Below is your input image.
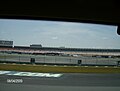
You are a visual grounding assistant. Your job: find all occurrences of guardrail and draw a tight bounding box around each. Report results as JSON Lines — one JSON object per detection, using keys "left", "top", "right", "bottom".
{"left": 0, "top": 53, "right": 120, "bottom": 66}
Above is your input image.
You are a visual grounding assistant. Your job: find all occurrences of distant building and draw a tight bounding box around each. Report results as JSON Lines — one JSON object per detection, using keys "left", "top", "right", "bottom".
{"left": 0, "top": 40, "right": 13, "bottom": 47}
{"left": 30, "top": 44, "right": 42, "bottom": 48}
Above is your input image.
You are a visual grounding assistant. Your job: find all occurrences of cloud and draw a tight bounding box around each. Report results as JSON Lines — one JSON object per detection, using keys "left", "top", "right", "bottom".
{"left": 102, "top": 37, "right": 108, "bottom": 40}
{"left": 52, "top": 36, "right": 58, "bottom": 40}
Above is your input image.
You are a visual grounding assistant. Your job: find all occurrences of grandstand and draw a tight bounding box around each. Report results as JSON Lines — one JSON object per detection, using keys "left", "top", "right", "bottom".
{"left": 0, "top": 40, "right": 120, "bottom": 66}
{"left": 0, "top": 40, "right": 13, "bottom": 48}
{"left": 0, "top": 44, "right": 120, "bottom": 57}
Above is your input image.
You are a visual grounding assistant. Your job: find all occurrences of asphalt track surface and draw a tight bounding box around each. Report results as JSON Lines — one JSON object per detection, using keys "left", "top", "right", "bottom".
{"left": 0, "top": 73, "right": 120, "bottom": 91}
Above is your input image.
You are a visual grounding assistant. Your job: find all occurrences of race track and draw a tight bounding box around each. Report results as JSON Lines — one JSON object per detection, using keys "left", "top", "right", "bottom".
{"left": 0, "top": 71, "right": 120, "bottom": 91}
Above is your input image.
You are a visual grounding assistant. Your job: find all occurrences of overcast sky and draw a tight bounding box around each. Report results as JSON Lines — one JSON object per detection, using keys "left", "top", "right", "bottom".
{"left": 0, "top": 19, "right": 119, "bottom": 49}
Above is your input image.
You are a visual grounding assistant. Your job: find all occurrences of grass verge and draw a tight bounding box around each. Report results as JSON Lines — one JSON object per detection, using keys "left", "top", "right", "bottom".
{"left": 0, "top": 63, "right": 120, "bottom": 73}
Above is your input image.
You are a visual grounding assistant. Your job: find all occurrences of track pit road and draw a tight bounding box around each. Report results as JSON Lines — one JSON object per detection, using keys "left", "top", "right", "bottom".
{"left": 0, "top": 71, "right": 120, "bottom": 91}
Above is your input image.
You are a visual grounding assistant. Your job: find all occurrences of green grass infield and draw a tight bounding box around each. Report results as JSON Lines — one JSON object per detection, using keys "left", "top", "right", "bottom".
{"left": 0, "top": 63, "right": 120, "bottom": 73}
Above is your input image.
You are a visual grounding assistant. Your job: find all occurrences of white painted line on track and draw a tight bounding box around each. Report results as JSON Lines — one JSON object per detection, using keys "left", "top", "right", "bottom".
{"left": 63, "top": 65, "right": 67, "bottom": 67}
{"left": 114, "top": 66, "right": 118, "bottom": 68}
{"left": 44, "top": 65, "right": 47, "bottom": 66}
{"left": 0, "top": 70, "right": 63, "bottom": 78}
{"left": 0, "top": 71, "right": 11, "bottom": 75}
{"left": 84, "top": 66, "right": 88, "bottom": 67}
{"left": 104, "top": 66, "right": 108, "bottom": 67}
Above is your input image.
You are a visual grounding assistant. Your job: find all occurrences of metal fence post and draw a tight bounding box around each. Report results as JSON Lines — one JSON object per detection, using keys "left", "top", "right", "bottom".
{"left": 96, "top": 57, "right": 98, "bottom": 65}
{"left": 55, "top": 55, "right": 56, "bottom": 64}
{"left": 44, "top": 54, "right": 46, "bottom": 64}
{"left": 4, "top": 52, "right": 6, "bottom": 61}
{"left": 19, "top": 55, "right": 20, "bottom": 64}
